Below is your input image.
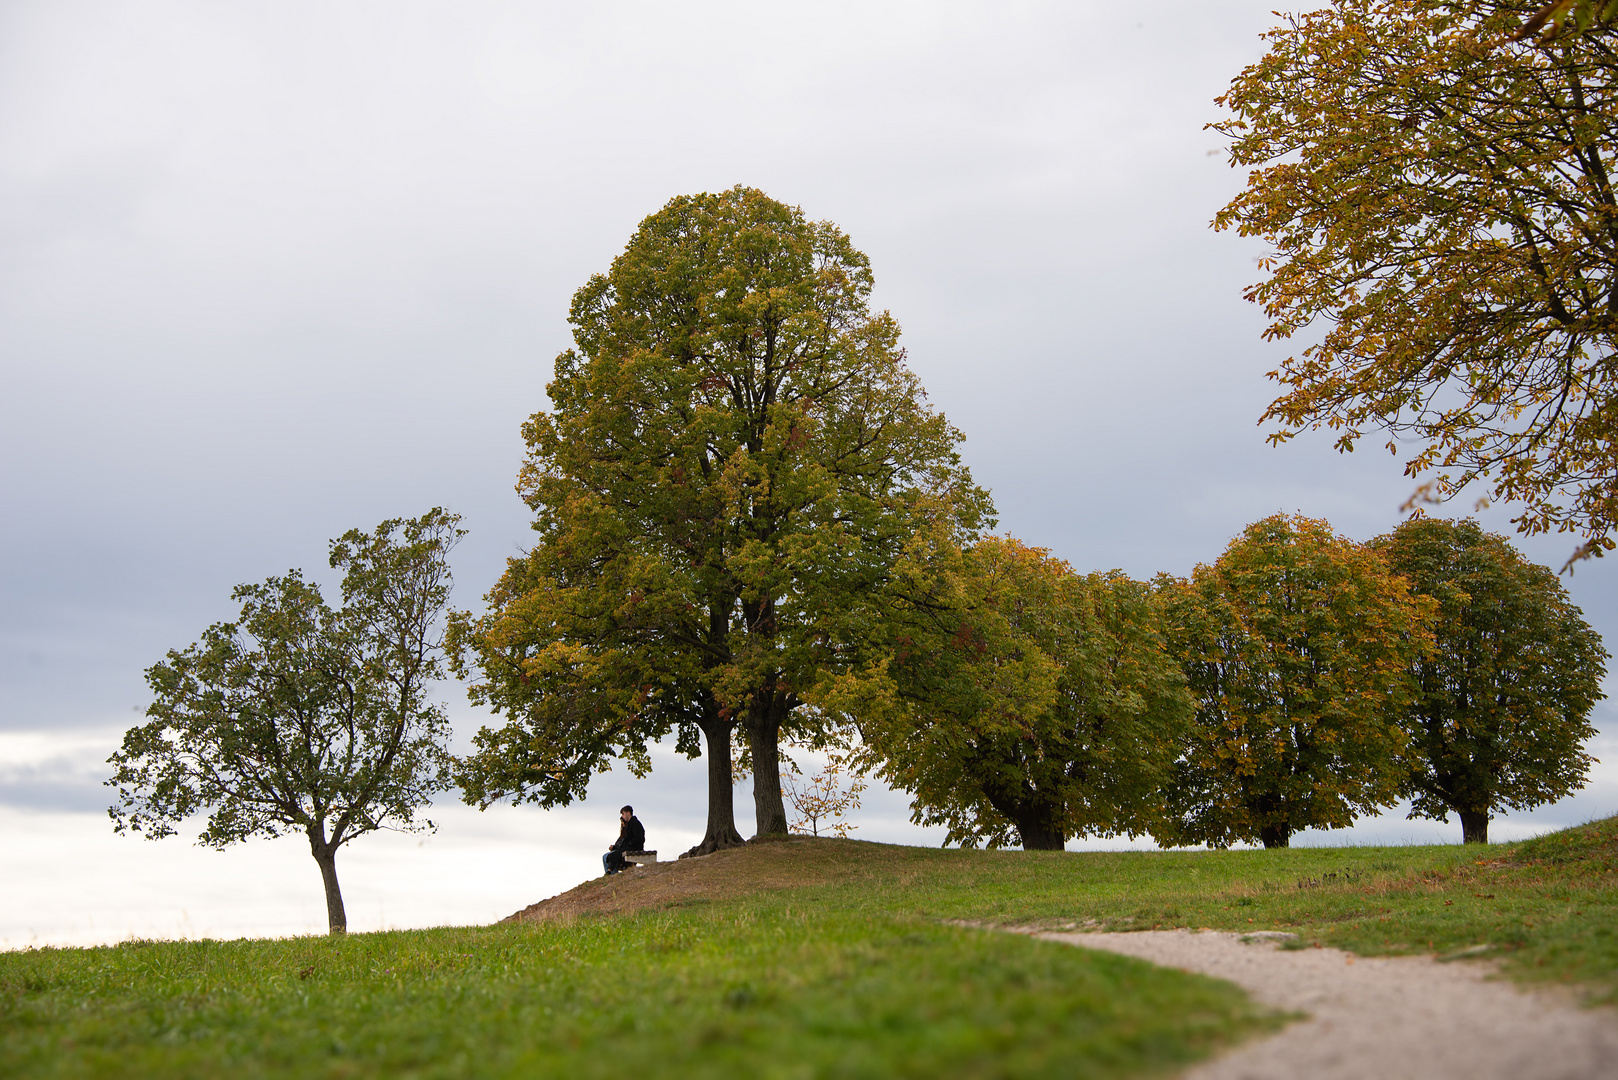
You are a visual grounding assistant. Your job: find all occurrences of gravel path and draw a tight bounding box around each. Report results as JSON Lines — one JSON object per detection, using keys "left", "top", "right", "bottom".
{"left": 1038, "top": 929, "right": 1618, "bottom": 1080}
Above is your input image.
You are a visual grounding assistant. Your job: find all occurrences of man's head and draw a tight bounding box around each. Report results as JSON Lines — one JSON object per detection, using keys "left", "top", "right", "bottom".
{"left": 620, "top": 805, "right": 633, "bottom": 822}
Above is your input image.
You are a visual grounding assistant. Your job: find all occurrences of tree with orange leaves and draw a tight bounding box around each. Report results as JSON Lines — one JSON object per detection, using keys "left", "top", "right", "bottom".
{"left": 1216, "top": 2, "right": 1618, "bottom": 565}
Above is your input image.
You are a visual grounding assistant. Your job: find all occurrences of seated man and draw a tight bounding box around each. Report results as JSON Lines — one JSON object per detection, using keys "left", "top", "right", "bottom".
{"left": 602, "top": 804, "right": 646, "bottom": 875}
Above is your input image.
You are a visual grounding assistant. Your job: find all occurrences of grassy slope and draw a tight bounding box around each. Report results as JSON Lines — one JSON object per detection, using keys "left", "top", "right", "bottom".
{"left": 514, "top": 815, "right": 1618, "bottom": 1001}
{"left": 0, "top": 896, "right": 1275, "bottom": 1080}
{"left": 4, "top": 816, "right": 1615, "bottom": 1079}
{"left": 838, "top": 819, "right": 1618, "bottom": 997}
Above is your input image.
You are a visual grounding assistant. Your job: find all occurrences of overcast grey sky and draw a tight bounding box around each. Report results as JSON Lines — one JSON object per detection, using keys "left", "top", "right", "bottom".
{"left": 3, "top": 1, "right": 1613, "bottom": 946}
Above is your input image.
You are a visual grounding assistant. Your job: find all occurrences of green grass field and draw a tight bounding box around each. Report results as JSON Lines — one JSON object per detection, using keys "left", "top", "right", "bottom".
{"left": 4, "top": 816, "right": 1615, "bottom": 1079}
{"left": 824, "top": 814, "right": 1618, "bottom": 999}
{"left": 0, "top": 902, "right": 1276, "bottom": 1080}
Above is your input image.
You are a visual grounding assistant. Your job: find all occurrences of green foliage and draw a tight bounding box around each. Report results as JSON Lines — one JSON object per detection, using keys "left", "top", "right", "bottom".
{"left": 1215, "top": 0, "right": 1618, "bottom": 563}
{"left": 108, "top": 510, "right": 462, "bottom": 931}
{"left": 867, "top": 536, "right": 1191, "bottom": 851}
{"left": 1372, "top": 517, "right": 1608, "bottom": 842}
{"left": 0, "top": 902, "right": 1272, "bottom": 1080}
{"left": 451, "top": 186, "right": 990, "bottom": 850}
{"left": 1154, "top": 514, "right": 1437, "bottom": 849}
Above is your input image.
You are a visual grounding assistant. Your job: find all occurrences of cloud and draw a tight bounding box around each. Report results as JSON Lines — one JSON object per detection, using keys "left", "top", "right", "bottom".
{"left": 0, "top": 731, "right": 118, "bottom": 813}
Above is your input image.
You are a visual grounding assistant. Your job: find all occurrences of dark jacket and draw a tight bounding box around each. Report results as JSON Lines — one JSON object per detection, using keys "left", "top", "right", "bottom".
{"left": 610, "top": 815, "right": 646, "bottom": 854}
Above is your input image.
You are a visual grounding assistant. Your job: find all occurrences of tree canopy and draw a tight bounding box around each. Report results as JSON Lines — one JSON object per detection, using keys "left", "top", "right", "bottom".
{"left": 1517, "top": 0, "right": 1618, "bottom": 42}
{"left": 863, "top": 536, "right": 1191, "bottom": 851}
{"left": 1373, "top": 517, "right": 1607, "bottom": 842}
{"left": 451, "top": 186, "right": 991, "bottom": 854}
{"left": 108, "top": 510, "right": 462, "bottom": 933}
{"left": 1216, "top": 1, "right": 1618, "bottom": 564}
{"left": 1154, "top": 514, "right": 1437, "bottom": 849}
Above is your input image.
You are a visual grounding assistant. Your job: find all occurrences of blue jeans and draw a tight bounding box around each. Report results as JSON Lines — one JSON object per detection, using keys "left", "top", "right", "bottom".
{"left": 603, "top": 851, "right": 625, "bottom": 875}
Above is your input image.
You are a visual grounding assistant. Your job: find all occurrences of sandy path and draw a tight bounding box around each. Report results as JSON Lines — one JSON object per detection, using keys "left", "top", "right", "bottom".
{"left": 1038, "top": 929, "right": 1618, "bottom": 1080}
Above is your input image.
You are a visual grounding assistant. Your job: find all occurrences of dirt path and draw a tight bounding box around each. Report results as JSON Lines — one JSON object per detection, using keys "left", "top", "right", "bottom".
{"left": 1039, "top": 928, "right": 1618, "bottom": 1080}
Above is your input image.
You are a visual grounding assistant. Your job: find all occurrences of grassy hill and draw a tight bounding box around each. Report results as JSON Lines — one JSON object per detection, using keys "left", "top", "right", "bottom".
{"left": 4, "top": 818, "right": 1616, "bottom": 1079}
{"left": 515, "top": 821, "right": 1618, "bottom": 993}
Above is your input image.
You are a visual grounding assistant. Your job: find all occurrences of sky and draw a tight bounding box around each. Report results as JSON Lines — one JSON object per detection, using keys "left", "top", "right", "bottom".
{"left": 3, "top": 1, "right": 1614, "bottom": 949}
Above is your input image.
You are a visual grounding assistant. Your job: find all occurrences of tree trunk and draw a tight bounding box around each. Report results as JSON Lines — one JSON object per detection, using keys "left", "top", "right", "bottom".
{"left": 1017, "top": 817, "right": 1067, "bottom": 851}
{"left": 683, "top": 719, "right": 745, "bottom": 857}
{"left": 978, "top": 769, "right": 1066, "bottom": 851}
{"left": 307, "top": 829, "right": 347, "bottom": 934}
{"left": 746, "top": 697, "right": 789, "bottom": 840}
{"left": 1259, "top": 823, "right": 1291, "bottom": 849}
{"left": 1460, "top": 809, "right": 1490, "bottom": 844}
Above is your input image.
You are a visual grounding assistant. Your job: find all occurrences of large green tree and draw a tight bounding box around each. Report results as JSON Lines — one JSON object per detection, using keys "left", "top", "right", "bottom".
{"left": 108, "top": 510, "right": 461, "bottom": 933}
{"left": 451, "top": 187, "right": 990, "bottom": 854}
{"left": 1373, "top": 517, "right": 1607, "bottom": 843}
{"left": 863, "top": 536, "right": 1192, "bottom": 851}
{"left": 1216, "top": 1, "right": 1618, "bottom": 564}
{"left": 1154, "top": 514, "right": 1437, "bottom": 849}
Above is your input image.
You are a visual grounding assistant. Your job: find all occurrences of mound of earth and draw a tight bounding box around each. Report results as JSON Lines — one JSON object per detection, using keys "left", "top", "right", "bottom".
{"left": 502, "top": 836, "right": 885, "bottom": 924}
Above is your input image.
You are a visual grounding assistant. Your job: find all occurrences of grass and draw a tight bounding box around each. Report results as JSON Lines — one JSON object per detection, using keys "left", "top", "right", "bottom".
{"left": 746, "top": 816, "right": 1618, "bottom": 1002}
{"left": 4, "top": 815, "right": 1615, "bottom": 1078}
{"left": 0, "top": 904, "right": 1274, "bottom": 1079}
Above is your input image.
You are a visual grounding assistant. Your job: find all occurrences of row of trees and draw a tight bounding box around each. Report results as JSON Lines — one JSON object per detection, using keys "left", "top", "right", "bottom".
{"left": 446, "top": 187, "right": 1606, "bottom": 854}
{"left": 109, "top": 188, "right": 988, "bottom": 932}
{"left": 866, "top": 512, "right": 1604, "bottom": 852}
{"left": 109, "top": 169, "right": 1610, "bottom": 931}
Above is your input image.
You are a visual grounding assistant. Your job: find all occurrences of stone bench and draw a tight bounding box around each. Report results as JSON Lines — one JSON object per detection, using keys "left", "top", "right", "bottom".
{"left": 623, "top": 850, "right": 657, "bottom": 867}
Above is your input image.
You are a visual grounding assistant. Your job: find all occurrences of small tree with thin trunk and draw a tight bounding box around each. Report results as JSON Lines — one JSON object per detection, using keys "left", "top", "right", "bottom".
{"left": 782, "top": 750, "right": 866, "bottom": 838}
{"left": 1373, "top": 518, "right": 1607, "bottom": 844}
{"left": 107, "top": 510, "right": 460, "bottom": 934}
